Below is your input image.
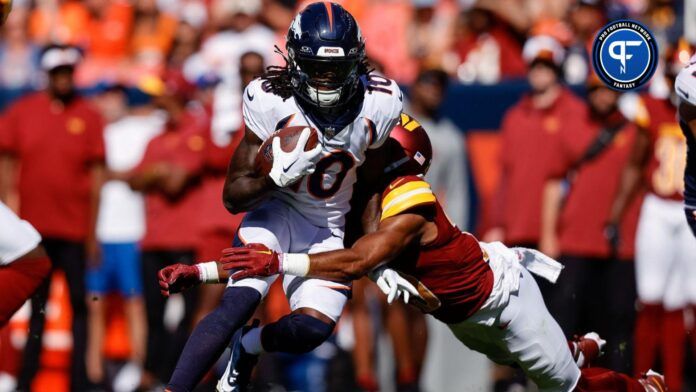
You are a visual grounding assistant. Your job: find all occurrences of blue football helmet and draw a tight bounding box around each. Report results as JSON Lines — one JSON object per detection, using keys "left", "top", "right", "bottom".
{"left": 286, "top": 2, "right": 366, "bottom": 108}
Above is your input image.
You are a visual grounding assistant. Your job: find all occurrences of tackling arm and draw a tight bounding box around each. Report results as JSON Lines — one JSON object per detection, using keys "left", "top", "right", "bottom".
{"left": 222, "top": 212, "right": 429, "bottom": 282}
{"left": 222, "top": 127, "right": 275, "bottom": 214}
{"left": 158, "top": 212, "right": 428, "bottom": 295}
{"left": 304, "top": 213, "right": 427, "bottom": 281}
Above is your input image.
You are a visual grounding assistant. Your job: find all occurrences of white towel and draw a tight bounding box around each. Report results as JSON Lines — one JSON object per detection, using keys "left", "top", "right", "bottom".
{"left": 511, "top": 247, "right": 564, "bottom": 284}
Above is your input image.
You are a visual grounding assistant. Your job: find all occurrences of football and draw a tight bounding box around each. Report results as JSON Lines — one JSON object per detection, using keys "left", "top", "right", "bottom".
{"left": 254, "top": 126, "right": 320, "bottom": 176}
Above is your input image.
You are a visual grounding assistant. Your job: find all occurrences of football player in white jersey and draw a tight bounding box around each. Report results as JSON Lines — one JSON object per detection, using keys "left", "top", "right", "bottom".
{"left": 675, "top": 52, "right": 696, "bottom": 236}
{"left": 160, "top": 3, "right": 402, "bottom": 391}
{"left": 0, "top": 201, "right": 50, "bottom": 326}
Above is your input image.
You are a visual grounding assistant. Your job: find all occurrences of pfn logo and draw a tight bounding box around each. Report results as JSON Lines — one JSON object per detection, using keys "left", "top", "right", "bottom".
{"left": 608, "top": 40, "right": 642, "bottom": 74}
{"left": 592, "top": 20, "right": 658, "bottom": 91}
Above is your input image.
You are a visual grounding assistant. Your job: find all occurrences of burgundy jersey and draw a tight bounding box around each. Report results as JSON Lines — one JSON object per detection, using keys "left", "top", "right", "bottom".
{"left": 381, "top": 176, "right": 494, "bottom": 324}
{"left": 638, "top": 95, "right": 686, "bottom": 201}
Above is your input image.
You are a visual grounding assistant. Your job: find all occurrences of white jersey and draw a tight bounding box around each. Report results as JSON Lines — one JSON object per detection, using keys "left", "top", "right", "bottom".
{"left": 675, "top": 54, "right": 696, "bottom": 106}
{"left": 0, "top": 201, "right": 41, "bottom": 265}
{"left": 242, "top": 75, "right": 403, "bottom": 228}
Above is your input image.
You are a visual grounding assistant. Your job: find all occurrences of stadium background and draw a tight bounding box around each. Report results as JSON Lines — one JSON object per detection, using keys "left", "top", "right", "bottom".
{"left": 0, "top": 0, "right": 695, "bottom": 391}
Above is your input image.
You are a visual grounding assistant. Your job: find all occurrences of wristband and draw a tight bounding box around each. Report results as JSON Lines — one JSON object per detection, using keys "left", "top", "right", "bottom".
{"left": 196, "top": 261, "right": 220, "bottom": 284}
{"left": 280, "top": 253, "right": 310, "bottom": 277}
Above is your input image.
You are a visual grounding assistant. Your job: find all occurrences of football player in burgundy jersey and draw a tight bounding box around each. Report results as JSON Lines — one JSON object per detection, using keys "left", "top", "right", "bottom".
{"left": 162, "top": 116, "right": 666, "bottom": 392}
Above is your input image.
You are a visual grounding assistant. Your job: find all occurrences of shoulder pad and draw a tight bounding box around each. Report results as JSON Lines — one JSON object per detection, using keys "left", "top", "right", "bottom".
{"left": 363, "top": 76, "right": 403, "bottom": 149}
{"left": 242, "top": 78, "right": 285, "bottom": 141}
{"left": 676, "top": 57, "right": 696, "bottom": 106}
{"left": 381, "top": 175, "right": 436, "bottom": 220}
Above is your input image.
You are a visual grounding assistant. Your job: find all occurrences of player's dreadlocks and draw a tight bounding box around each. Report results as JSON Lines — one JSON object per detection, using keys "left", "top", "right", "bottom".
{"left": 260, "top": 46, "right": 372, "bottom": 101}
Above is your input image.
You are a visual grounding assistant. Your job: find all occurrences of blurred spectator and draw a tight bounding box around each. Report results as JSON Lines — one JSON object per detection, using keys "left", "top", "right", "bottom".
{"left": 359, "top": 0, "right": 418, "bottom": 83}
{"left": 540, "top": 77, "right": 640, "bottom": 373}
{"left": 86, "top": 81, "right": 165, "bottom": 390}
{"left": 407, "top": 0, "right": 457, "bottom": 74}
{"left": 190, "top": 52, "right": 263, "bottom": 325}
{"left": 0, "top": 7, "right": 41, "bottom": 94}
{"left": 82, "top": 0, "right": 133, "bottom": 60}
{"left": 28, "top": 0, "right": 90, "bottom": 46}
{"left": 486, "top": 35, "right": 584, "bottom": 248}
{"left": 127, "top": 75, "right": 207, "bottom": 387}
{"left": 607, "top": 42, "right": 696, "bottom": 391}
{"left": 195, "top": 0, "right": 274, "bottom": 137}
{"left": 130, "top": 0, "right": 178, "bottom": 77}
{"left": 405, "top": 69, "right": 469, "bottom": 229}
{"left": 563, "top": 0, "right": 607, "bottom": 85}
{"left": 75, "top": 0, "right": 133, "bottom": 84}
{"left": 260, "top": 0, "right": 296, "bottom": 35}
{"left": 0, "top": 44, "right": 105, "bottom": 391}
{"left": 168, "top": 19, "right": 203, "bottom": 73}
{"left": 452, "top": 5, "right": 526, "bottom": 84}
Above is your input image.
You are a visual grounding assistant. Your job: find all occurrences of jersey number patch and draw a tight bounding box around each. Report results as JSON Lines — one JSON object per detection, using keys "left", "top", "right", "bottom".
{"left": 307, "top": 151, "right": 355, "bottom": 198}
{"left": 653, "top": 135, "right": 686, "bottom": 196}
{"left": 366, "top": 75, "right": 392, "bottom": 95}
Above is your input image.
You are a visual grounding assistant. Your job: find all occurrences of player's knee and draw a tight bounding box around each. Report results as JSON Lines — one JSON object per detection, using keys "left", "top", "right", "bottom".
{"left": 216, "top": 287, "right": 262, "bottom": 326}
{"left": 263, "top": 313, "right": 334, "bottom": 353}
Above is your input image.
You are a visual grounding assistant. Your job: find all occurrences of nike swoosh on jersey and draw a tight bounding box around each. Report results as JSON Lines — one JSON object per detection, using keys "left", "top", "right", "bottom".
{"left": 283, "top": 159, "right": 298, "bottom": 172}
{"left": 246, "top": 90, "right": 255, "bottom": 101}
{"left": 678, "top": 87, "right": 690, "bottom": 99}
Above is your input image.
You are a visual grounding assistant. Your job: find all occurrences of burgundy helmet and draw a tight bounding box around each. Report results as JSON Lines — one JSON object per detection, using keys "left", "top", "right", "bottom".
{"left": 385, "top": 113, "right": 433, "bottom": 176}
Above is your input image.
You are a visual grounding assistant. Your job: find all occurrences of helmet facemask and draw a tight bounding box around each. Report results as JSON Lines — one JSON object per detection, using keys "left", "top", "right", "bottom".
{"left": 288, "top": 47, "right": 363, "bottom": 108}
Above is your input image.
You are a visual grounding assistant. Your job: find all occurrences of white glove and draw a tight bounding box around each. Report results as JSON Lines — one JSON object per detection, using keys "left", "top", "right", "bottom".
{"left": 675, "top": 54, "right": 696, "bottom": 106}
{"left": 268, "top": 127, "right": 322, "bottom": 187}
{"left": 370, "top": 266, "right": 420, "bottom": 304}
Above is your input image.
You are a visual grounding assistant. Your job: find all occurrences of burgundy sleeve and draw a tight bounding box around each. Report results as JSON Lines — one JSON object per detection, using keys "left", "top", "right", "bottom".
{"left": 174, "top": 122, "right": 208, "bottom": 174}
{"left": 0, "top": 103, "right": 20, "bottom": 154}
{"left": 205, "top": 126, "right": 242, "bottom": 173}
{"left": 546, "top": 132, "right": 572, "bottom": 180}
{"left": 85, "top": 109, "right": 106, "bottom": 164}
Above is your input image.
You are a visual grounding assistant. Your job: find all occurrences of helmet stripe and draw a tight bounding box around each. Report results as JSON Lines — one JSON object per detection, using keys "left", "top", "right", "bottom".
{"left": 323, "top": 2, "right": 334, "bottom": 32}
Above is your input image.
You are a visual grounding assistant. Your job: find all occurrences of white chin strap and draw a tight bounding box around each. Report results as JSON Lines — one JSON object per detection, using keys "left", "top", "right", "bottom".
{"left": 306, "top": 84, "right": 342, "bottom": 106}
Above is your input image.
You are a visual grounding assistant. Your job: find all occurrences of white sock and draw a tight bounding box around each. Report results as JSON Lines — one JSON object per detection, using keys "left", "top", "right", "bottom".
{"left": 241, "top": 327, "right": 263, "bottom": 355}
